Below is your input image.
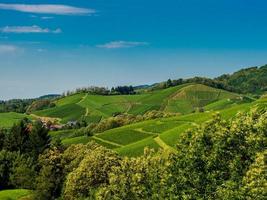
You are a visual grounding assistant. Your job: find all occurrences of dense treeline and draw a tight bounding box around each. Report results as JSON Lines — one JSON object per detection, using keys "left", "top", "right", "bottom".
{"left": 154, "top": 65, "right": 267, "bottom": 95}
{"left": 0, "top": 95, "right": 60, "bottom": 113}
{"left": 0, "top": 119, "right": 51, "bottom": 190}
{"left": 0, "top": 99, "right": 34, "bottom": 113}
{"left": 63, "top": 85, "right": 136, "bottom": 97}
{"left": 216, "top": 65, "right": 267, "bottom": 94}
{"left": 152, "top": 77, "right": 233, "bottom": 92}
{"left": 0, "top": 107, "right": 266, "bottom": 199}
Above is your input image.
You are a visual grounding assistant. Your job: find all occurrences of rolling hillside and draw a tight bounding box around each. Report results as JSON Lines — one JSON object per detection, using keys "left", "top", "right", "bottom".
{"left": 54, "top": 96, "right": 266, "bottom": 157}
{"left": 32, "top": 83, "right": 244, "bottom": 124}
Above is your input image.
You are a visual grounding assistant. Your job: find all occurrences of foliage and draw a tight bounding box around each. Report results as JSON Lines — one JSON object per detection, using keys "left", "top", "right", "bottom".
{"left": 0, "top": 151, "right": 35, "bottom": 190}
{"left": 63, "top": 86, "right": 110, "bottom": 96}
{"left": 34, "top": 147, "right": 64, "bottom": 200}
{"left": 63, "top": 142, "right": 120, "bottom": 200}
{"left": 0, "top": 150, "right": 18, "bottom": 189}
{"left": 0, "top": 120, "right": 52, "bottom": 192}
{"left": 240, "top": 150, "right": 267, "bottom": 199}
{"left": 3, "top": 118, "right": 32, "bottom": 154}
{"left": 169, "top": 108, "right": 266, "bottom": 199}
{"left": 0, "top": 99, "right": 33, "bottom": 113}
{"left": 29, "top": 120, "right": 51, "bottom": 159}
{"left": 111, "top": 85, "right": 136, "bottom": 95}
{"left": 216, "top": 65, "right": 267, "bottom": 94}
{"left": 9, "top": 154, "right": 36, "bottom": 189}
{"left": 96, "top": 148, "right": 173, "bottom": 200}
{"left": 3, "top": 119, "right": 51, "bottom": 158}
{"left": 26, "top": 99, "right": 55, "bottom": 113}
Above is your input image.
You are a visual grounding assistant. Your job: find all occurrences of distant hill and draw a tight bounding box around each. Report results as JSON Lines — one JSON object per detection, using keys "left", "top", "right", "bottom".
{"left": 133, "top": 85, "right": 151, "bottom": 90}
{"left": 215, "top": 65, "right": 267, "bottom": 94}
{"left": 149, "top": 65, "right": 267, "bottom": 95}
{"left": 38, "top": 94, "right": 61, "bottom": 100}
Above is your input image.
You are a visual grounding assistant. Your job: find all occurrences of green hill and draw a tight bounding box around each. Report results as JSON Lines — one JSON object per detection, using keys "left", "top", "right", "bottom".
{"left": 32, "top": 83, "right": 243, "bottom": 123}
{"left": 55, "top": 97, "right": 266, "bottom": 157}
{"left": 163, "top": 84, "right": 240, "bottom": 114}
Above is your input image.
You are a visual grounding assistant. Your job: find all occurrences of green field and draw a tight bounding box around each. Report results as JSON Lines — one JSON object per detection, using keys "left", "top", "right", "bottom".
{"left": 61, "top": 135, "right": 120, "bottom": 149}
{"left": 96, "top": 129, "right": 153, "bottom": 145}
{"left": 34, "top": 103, "right": 85, "bottom": 123}
{"left": 0, "top": 189, "right": 32, "bottom": 200}
{"left": 0, "top": 112, "right": 33, "bottom": 128}
{"left": 117, "top": 136, "right": 160, "bottom": 157}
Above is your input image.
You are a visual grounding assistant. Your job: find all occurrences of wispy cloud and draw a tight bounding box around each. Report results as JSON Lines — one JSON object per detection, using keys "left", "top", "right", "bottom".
{"left": 0, "top": 25, "right": 62, "bottom": 34}
{"left": 0, "top": 44, "right": 18, "bottom": 54}
{"left": 41, "top": 16, "right": 54, "bottom": 20}
{"left": 0, "top": 3, "right": 95, "bottom": 15}
{"left": 30, "top": 15, "right": 54, "bottom": 20}
{"left": 97, "top": 41, "right": 149, "bottom": 49}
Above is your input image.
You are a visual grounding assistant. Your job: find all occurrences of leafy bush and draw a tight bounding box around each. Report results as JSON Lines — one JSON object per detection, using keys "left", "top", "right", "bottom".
{"left": 63, "top": 143, "right": 120, "bottom": 200}
{"left": 96, "top": 148, "right": 173, "bottom": 200}
{"left": 169, "top": 108, "right": 267, "bottom": 199}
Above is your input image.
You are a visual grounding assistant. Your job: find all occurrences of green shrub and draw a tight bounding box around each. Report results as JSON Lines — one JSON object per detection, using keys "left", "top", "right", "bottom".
{"left": 64, "top": 143, "right": 120, "bottom": 200}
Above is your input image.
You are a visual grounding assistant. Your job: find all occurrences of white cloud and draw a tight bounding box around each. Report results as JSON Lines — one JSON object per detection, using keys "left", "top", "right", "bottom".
{"left": 0, "top": 45, "right": 18, "bottom": 53}
{"left": 0, "top": 3, "right": 95, "bottom": 15}
{"left": 41, "top": 16, "right": 54, "bottom": 20}
{"left": 30, "top": 15, "right": 54, "bottom": 20}
{"left": 97, "top": 41, "right": 149, "bottom": 49}
{"left": 0, "top": 25, "right": 62, "bottom": 34}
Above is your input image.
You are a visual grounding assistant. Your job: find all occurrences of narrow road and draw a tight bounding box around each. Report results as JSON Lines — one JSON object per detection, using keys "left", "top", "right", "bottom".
{"left": 77, "top": 93, "right": 88, "bottom": 104}
{"left": 154, "top": 136, "right": 177, "bottom": 153}
{"left": 92, "top": 136, "right": 123, "bottom": 147}
{"left": 85, "top": 108, "right": 89, "bottom": 117}
{"left": 135, "top": 128, "right": 156, "bottom": 135}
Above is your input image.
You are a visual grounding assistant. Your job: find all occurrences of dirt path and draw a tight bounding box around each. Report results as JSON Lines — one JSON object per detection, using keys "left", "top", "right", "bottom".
{"left": 154, "top": 136, "right": 177, "bottom": 153}
{"left": 92, "top": 136, "right": 123, "bottom": 147}
{"left": 77, "top": 93, "right": 88, "bottom": 104}
{"left": 135, "top": 128, "right": 157, "bottom": 135}
{"left": 85, "top": 108, "right": 89, "bottom": 117}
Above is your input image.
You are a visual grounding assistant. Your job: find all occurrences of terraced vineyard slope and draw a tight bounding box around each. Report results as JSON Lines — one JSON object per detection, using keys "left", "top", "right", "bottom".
{"left": 32, "top": 83, "right": 245, "bottom": 124}
{"left": 54, "top": 96, "right": 266, "bottom": 157}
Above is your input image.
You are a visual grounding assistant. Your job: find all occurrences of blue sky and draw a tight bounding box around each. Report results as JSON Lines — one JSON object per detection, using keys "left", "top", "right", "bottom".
{"left": 1, "top": 0, "right": 267, "bottom": 100}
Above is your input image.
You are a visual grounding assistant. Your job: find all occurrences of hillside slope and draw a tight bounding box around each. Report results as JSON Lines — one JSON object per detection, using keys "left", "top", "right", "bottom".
{"left": 54, "top": 96, "right": 267, "bottom": 157}
{"left": 32, "top": 84, "right": 243, "bottom": 123}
